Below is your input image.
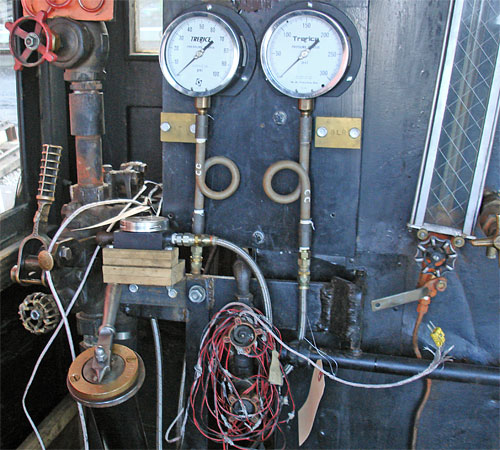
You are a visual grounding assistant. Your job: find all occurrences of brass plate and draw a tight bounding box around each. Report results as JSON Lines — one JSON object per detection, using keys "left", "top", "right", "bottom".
{"left": 67, "top": 344, "right": 140, "bottom": 402}
{"left": 314, "top": 117, "right": 362, "bottom": 149}
{"left": 160, "top": 112, "right": 196, "bottom": 143}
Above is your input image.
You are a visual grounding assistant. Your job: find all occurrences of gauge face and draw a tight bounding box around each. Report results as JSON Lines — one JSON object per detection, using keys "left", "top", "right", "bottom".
{"left": 260, "top": 10, "right": 350, "bottom": 98}
{"left": 159, "top": 12, "right": 241, "bottom": 97}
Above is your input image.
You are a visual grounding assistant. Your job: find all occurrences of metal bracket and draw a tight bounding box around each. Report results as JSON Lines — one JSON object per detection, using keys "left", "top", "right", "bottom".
{"left": 314, "top": 117, "right": 362, "bottom": 149}
{"left": 160, "top": 112, "right": 197, "bottom": 143}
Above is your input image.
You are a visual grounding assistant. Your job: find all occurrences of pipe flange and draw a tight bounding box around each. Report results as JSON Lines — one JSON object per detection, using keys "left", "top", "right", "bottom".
{"left": 67, "top": 344, "right": 145, "bottom": 408}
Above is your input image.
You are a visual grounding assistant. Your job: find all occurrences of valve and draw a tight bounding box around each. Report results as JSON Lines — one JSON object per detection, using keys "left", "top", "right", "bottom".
{"left": 415, "top": 235, "right": 457, "bottom": 277}
{"left": 5, "top": 11, "right": 57, "bottom": 71}
{"left": 19, "top": 292, "right": 60, "bottom": 334}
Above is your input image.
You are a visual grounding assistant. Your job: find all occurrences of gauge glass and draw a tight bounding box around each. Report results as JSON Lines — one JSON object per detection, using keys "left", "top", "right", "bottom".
{"left": 260, "top": 10, "right": 350, "bottom": 98}
{"left": 160, "top": 12, "right": 241, "bottom": 97}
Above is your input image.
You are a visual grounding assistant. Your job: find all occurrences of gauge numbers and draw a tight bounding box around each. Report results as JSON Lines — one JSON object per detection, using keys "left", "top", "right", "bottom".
{"left": 160, "top": 12, "right": 241, "bottom": 97}
{"left": 261, "top": 10, "right": 350, "bottom": 98}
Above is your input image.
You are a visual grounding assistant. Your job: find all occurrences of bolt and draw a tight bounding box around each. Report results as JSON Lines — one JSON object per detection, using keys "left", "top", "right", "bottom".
{"left": 59, "top": 246, "right": 72, "bottom": 262}
{"left": 272, "top": 111, "right": 287, "bottom": 126}
{"left": 167, "top": 287, "right": 178, "bottom": 298}
{"left": 432, "top": 252, "right": 442, "bottom": 262}
{"left": 129, "top": 284, "right": 139, "bottom": 293}
{"left": 189, "top": 124, "right": 196, "bottom": 134}
{"left": 188, "top": 285, "right": 206, "bottom": 303}
{"left": 252, "top": 231, "right": 265, "bottom": 245}
{"left": 70, "top": 374, "right": 80, "bottom": 382}
{"left": 206, "top": 3, "right": 213, "bottom": 10}
{"left": 417, "top": 229, "right": 429, "bottom": 240}
{"left": 349, "top": 127, "right": 361, "bottom": 139}
{"left": 94, "top": 346, "right": 106, "bottom": 363}
{"left": 30, "top": 310, "right": 41, "bottom": 320}
{"left": 317, "top": 126, "right": 328, "bottom": 138}
{"left": 160, "top": 122, "right": 171, "bottom": 132}
{"left": 452, "top": 236, "right": 465, "bottom": 248}
{"left": 436, "top": 280, "right": 447, "bottom": 290}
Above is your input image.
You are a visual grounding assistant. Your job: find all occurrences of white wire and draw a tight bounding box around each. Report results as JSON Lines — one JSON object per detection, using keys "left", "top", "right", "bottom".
{"left": 218, "top": 302, "right": 454, "bottom": 389}
{"left": 24, "top": 196, "right": 149, "bottom": 449}
{"left": 23, "top": 245, "right": 100, "bottom": 450}
{"left": 151, "top": 318, "right": 163, "bottom": 450}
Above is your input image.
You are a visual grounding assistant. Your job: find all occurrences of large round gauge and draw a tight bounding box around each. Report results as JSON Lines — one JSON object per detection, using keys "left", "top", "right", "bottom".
{"left": 159, "top": 12, "right": 242, "bottom": 97}
{"left": 260, "top": 10, "right": 350, "bottom": 98}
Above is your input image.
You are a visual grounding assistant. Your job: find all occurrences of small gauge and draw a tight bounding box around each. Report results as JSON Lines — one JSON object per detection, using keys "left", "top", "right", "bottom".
{"left": 159, "top": 11, "right": 242, "bottom": 97}
{"left": 260, "top": 9, "right": 351, "bottom": 98}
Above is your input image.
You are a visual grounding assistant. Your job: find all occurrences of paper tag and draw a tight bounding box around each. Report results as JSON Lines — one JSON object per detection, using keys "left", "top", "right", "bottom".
{"left": 298, "top": 360, "right": 325, "bottom": 446}
{"left": 268, "top": 350, "right": 283, "bottom": 386}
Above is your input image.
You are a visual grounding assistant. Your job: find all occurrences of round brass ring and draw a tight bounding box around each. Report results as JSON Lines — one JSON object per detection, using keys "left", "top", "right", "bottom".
{"left": 67, "top": 344, "right": 144, "bottom": 407}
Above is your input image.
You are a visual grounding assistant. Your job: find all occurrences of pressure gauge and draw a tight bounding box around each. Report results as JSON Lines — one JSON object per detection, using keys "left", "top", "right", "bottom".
{"left": 159, "top": 11, "right": 242, "bottom": 97}
{"left": 260, "top": 9, "right": 351, "bottom": 98}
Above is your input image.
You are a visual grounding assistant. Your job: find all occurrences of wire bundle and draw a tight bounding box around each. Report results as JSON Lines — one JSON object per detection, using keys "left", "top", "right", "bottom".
{"left": 189, "top": 304, "right": 294, "bottom": 449}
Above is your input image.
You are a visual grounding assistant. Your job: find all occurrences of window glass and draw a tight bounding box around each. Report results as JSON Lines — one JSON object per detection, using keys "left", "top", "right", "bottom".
{"left": 131, "top": 0, "right": 163, "bottom": 54}
{"left": 0, "top": 3, "right": 21, "bottom": 215}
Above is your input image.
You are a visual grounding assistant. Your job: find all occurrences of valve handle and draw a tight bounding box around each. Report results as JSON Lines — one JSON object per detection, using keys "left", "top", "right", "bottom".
{"left": 5, "top": 11, "right": 57, "bottom": 71}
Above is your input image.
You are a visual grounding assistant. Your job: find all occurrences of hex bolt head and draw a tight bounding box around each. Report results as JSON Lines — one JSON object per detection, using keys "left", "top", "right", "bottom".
{"left": 167, "top": 287, "right": 178, "bottom": 299}
{"left": 349, "top": 127, "right": 361, "bottom": 139}
{"left": 188, "top": 285, "right": 206, "bottom": 303}
{"left": 129, "top": 284, "right": 139, "bottom": 293}
{"left": 317, "top": 126, "right": 328, "bottom": 138}
{"left": 94, "top": 346, "right": 106, "bottom": 363}
{"left": 59, "top": 246, "right": 72, "bottom": 262}
{"left": 160, "top": 122, "right": 171, "bottom": 132}
{"left": 417, "top": 229, "right": 429, "bottom": 240}
{"left": 452, "top": 236, "right": 466, "bottom": 248}
{"left": 272, "top": 111, "right": 287, "bottom": 126}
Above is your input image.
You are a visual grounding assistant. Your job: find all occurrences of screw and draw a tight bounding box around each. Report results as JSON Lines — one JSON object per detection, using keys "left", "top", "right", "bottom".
{"left": 30, "top": 310, "right": 41, "bottom": 320}
{"left": 317, "top": 126, "right": 328, "bottom": 138}
{"left": 160, "top": 122, "right": 171, "bottom": 132}
{"left": 129, "top": 284, "right": 139, "bottom": 293}
{"left": 206, "top": 3, "right": 213, "bottom": 10}
{"left": 252, "top": 231, "right": 265, "bottom": 245}
{"left": 70, "top": 374, "right": 80, "bottom": 382}
{"left": 272, "top": 111, "right": 287, "bottom": 126}
{"left": 188, "top": 285, "right": 206, "bottom": 303}
{"left": 167, "top": 287, "right": 178, "bottom": 298}
{"left": 349, "top": 127, "right": 361, "bottom": 139}
{"left": 189, "top": 124, "right": 196, "bottom": 134}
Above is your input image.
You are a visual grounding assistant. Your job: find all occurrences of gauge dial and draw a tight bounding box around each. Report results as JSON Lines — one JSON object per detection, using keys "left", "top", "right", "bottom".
{"left": 159, "top": 12, "right": 242, "bottom": 97}
{"left": 260, "top": 10, "right": 350, "bottom": 98}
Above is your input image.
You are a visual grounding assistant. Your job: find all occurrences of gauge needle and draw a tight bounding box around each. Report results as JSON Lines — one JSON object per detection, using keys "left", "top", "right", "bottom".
{"left": 176, "top": 40, "right": 214, "bottom": 76}
{"left": 279, "top": 38, "right": 319, "bottom": 78}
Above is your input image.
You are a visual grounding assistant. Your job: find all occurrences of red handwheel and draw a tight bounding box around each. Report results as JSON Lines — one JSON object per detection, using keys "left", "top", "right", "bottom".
{"left": 5, "top": 11, "right": 57, "bottom": 71}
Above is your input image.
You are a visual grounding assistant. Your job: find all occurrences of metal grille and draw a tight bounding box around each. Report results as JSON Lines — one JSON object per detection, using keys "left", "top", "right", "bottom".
{"left": 424, "top": 0, "right": 500, "bottom": 230}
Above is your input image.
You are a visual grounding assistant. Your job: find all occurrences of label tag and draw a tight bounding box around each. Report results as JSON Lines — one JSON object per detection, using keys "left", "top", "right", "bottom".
{"left": 268, "top": 350, "right": 283, "bottom": 386}
{"left": 298, "top": 360, "right": 325, "bottom": 446}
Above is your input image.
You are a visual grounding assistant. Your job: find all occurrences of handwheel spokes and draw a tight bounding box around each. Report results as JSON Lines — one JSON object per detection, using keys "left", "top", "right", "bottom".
{"left": 34, "top": 22, "right": 42, "bottom": 36}
{"left": 20, "top": 47, "right": 33, "bottom": 63}
{"left": 13, "top": 26, "right": 29, "bottom": 40}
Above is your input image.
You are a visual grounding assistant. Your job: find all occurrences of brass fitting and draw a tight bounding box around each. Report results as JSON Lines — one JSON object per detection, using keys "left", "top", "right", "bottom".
{"left": 298, "top": 249, "right": 311, "bottom": 289}
{"left": 190, "top": 245, "right": 203, "bottom": 275}
{"left": 195, "top": 96, "right": 211, "bottom": 114}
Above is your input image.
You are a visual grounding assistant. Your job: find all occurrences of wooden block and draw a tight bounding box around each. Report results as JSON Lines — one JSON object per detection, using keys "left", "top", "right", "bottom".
{"left": 103, "top": 247, "right": 178, "bottom": 268}
{"left": 103, "top": 260, "right": 185, "bottom": 286}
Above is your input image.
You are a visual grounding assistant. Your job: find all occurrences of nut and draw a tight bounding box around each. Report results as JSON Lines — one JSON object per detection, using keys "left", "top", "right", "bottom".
{"left": 188, "top": 285, "right": 206, "bottom": 303}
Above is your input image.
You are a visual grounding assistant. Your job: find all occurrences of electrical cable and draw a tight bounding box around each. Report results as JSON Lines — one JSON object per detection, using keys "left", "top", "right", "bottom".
{"left": 411, "top": 310, "right": 432, "bottom": 449}
{"left": 23, "top": 196, "right": 149, "bottom": 450}
{"left": 221, "top": 302, "right": 454, "bottom": 390}
{"left": 151, "top": 318, "right": 163, "bottom": 450}
{"left": 212, "top": 238, "right": 273, "bottom": 323}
